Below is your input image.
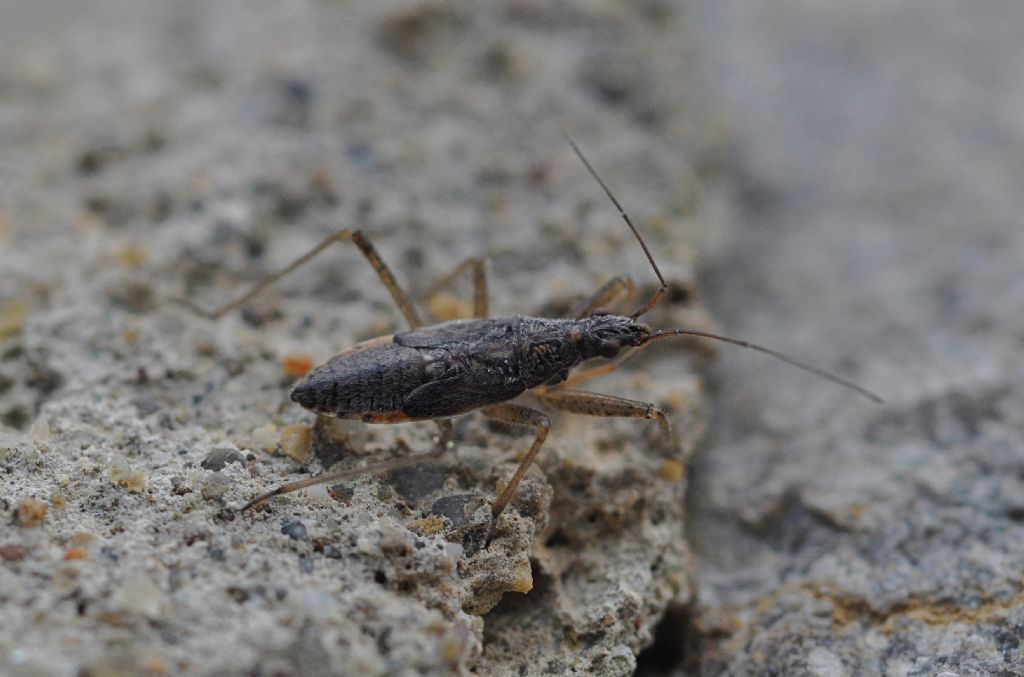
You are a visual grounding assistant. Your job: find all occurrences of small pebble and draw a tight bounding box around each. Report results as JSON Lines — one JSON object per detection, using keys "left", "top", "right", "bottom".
{"left": 0, "top": 300, "right": 28, "bottom": 340}
{"left": 657, "top": 460, "right": 685, "bottom": 482}
{"left": 201, "top": 472, "right": 232, "bottom": 501}
{"left": 111, "top": 574, "right": 163, "bottom": 618}
{"left": 279, "top": 425, "right": 313, "bottom": 463}
{"left": 170, "top": 476, "right": 191, "bottom": 495}
{"left": 410, "top": 515, "right": 446, "bottom": 536}
{"left": 63, "top": 547, "right": 88, "bottom": 561}
{"left": 15, "top": 498, "right": 46, "bottom": 527}
{"left": 112, "top": 243, "right": 148, "bottom": 268}
{"left": 110, "top": 458, "right": 146, "bottom": 493}
{"left": 281, "top": 520, "right": 307, "bottom": 540}
{"left": 327, "top": 483, "right": 354, "bottom": 504}
{"left": 281, "top": 351, "right": 315, "bottom": 378}
{"left": 0, "top": 544, "right": 26, "bottom": 561}
{"left": 249, "top": 423, "right": 278, "bottom": 454}
{"left": 201, "top": 448, "right": 244, "bottom": 471}
{"left": 430, "top": 494, "right": 477, "bottom": 528}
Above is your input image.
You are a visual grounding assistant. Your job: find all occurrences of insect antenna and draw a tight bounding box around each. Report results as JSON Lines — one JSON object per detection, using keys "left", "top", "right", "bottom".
{"left": 643, "top": 328, "right": 884, "bottom": 403}
{"left": 565, "top": 134, "right": 881, "bottom": 403}
{"left": 563, "top": 133, "right": 667, "bottom": 319}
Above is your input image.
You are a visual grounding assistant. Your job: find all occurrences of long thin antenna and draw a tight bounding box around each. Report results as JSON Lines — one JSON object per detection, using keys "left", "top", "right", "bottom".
{"left": 644, "top": 328, "right": 884, "bottom": 403}
{"left": 563, "top": 133, "right": 667, "bottom": 319}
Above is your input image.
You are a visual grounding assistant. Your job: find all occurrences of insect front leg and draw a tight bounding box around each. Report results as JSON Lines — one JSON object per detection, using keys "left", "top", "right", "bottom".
{"left": 240, "top": 418, "right": 454, "bottom": 512}
{"left": 551, "top": 343, "right": 653, "bottom": 390}
{"left": 480, "top": 403, "right": 550, "bottom": 547}
{"left": 532, "top": 388, "right": 673, "bottom": 449}
{"left": 569, "top": 274, "right": 636, "bottom": 319}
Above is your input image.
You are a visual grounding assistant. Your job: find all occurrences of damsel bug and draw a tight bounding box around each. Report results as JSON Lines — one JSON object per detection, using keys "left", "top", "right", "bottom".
{"left": 182, "top": 137, "right": 882, "bottom": 545}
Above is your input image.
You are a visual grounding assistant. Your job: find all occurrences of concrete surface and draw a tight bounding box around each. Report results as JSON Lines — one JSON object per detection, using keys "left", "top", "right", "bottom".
{"left": 0, "top": 2, "right": 712, "bottom": 675}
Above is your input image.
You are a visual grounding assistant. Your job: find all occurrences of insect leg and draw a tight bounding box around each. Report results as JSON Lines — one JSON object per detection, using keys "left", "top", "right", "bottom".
{"left": 553, "top": 346, "right": 647, "bottom": 389}
{"left": 240, "top": 418, "right": 453, "bottom": 512}
{"left": 177, "top": 228, "right": 424, "bottom": 329}
{"left": 533, "top": 388, "right": 672, "bottom": 444}
{"left": 349, "top": 230, "right": 424, "bottom": 329}
{"left": 480, "top": 403, "right": 550, "bottom": 546}
{"left": 422, "top": 257, "right": 488, "bottom": 319}
{"left": 569, "top": 274, "right": 636, "bottom": 319}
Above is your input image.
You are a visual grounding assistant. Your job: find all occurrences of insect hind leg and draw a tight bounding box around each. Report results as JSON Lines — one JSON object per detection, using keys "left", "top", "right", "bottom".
{"left": 481, "top": 403, "right": 550, "bottom": 547}
{"left": 239, "top": 418, "right": 453, "bottom": 512}
{"left": 177, "top": 227, "right": 424, "bottom": 329}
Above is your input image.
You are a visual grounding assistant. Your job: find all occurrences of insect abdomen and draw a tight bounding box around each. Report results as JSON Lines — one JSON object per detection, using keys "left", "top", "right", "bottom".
{"left": 290, "top": 340, "right": 431, "bottom": 419}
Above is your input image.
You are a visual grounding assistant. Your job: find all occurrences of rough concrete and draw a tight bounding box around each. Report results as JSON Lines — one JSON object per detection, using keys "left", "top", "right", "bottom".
{"left": 0, "top": 2, "right": 715, "bottom": 675}
{"left": 673, "top": 1, "right": 1024, "bottom": 675}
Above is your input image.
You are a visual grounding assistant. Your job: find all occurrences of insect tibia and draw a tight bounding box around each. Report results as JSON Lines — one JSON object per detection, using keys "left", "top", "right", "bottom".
{"left": 644, "top": 328, "right": 884, "bottom": 404}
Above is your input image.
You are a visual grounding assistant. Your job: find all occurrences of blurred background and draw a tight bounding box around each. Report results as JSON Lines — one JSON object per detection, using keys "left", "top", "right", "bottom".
{"left": 1, "top": 0, "right": 1022, "bottom": 675}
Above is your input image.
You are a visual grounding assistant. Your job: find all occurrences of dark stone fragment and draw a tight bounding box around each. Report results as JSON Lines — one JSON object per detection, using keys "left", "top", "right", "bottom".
{"left": 201, "top": 448, "right": 244, "bottom": 471}
{"left": 281, "top": 520, "right": 307, "bottom": 540}
{"left": 389, "top": 464, "right": 448, "bottom": 506}
{"left": 0, "top": 544, "right": 26, "bottom": 562}
{"left": 430, "top": 494, "right": 478, "bottom": 528}
{"left": 226, "top": 586, "right": 249, "bottom": 604}
{"left": 132, "top": 398, "right": 160, "bottom": 417}
{"left": 327, "top": 483, "right": 354, "bottom": 504}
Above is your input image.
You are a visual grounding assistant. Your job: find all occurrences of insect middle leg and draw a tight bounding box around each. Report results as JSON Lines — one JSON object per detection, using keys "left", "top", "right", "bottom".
{"left": 481, "top": 403, "right": 550, "bottom": 546}
{"left": 570, "top": 274, "right": 636, "bottom": 319}
{"left": 179, "top": 228, "right": 424, "bottom": 329}
{"left": 423, "top": 256, "right": 488, "bottom": 319}
{"left": 240, "top": 418, "right": 454, "bottom": 512}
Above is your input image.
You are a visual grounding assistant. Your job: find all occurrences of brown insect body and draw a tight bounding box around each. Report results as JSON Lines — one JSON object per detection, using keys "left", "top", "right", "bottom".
{"left": 292, "top": 315, "right": 649, "bottom": 422}
{"left": 182, "top": 135, "right": 881, "bottom": 545}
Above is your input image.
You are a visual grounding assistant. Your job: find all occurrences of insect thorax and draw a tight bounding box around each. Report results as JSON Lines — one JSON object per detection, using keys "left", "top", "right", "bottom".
{"left": 514, "top": 315, "right": 649, "bottom": 388}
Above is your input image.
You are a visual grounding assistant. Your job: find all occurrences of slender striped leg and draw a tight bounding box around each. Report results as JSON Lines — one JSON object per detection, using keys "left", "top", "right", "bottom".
{"left": 553, "top": 343, "right": 655, "bottom": 389}
{"left": 240, "top": 419, "right": 454, "bottom": 512}
{"left": 533, "top": 388, "right": 672, "bottom": 447}
{"left": 569, "top": 274, "right": 636, "bottom": 319}
{"left": 481, "top": 403, "right": 550, "bottom": 546}
{"left": 177, "top": 228, "right": 424, "bottom": 329}
{"left": 423, "top": 257, "right": 489, "bottom": 319}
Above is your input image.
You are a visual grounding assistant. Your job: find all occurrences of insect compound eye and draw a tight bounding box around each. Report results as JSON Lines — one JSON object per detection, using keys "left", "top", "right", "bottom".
{"left": 598, "top": 340, "right": 621, "bottom": 359}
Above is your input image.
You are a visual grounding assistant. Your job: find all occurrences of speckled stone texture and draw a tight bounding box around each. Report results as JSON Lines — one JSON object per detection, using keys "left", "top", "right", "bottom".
{"left": 677, "top": 1, "right": 1024, "bottom": 675}
{"left": 0, "top": 2, "right": 715, "bottom": 676}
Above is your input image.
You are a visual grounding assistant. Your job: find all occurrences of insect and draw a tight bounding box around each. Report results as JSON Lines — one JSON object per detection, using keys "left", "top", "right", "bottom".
{"left": 182, "top": 136, "right": 882, "bottom": 546}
